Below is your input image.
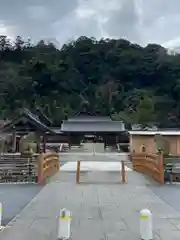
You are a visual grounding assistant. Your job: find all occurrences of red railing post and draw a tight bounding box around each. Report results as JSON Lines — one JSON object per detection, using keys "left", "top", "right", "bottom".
{"left": 158, "top": 152, "right": 164, "bottom": 184}
{"left": 37, "top": 153, "right": 44, "bottom": 184}
{"left": 121, "top": 160, "right": 126, "bottom": 184}
{"left": 76, "top": 160, "right": 81, "bottom": 184}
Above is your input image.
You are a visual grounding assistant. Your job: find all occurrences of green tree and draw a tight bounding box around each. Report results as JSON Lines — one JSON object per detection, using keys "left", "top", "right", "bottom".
{"left": 133, "top": 94, "right": 155, "bottom": 127}
{"left": 0, "top": 34, "right": 179, "bottom": 127}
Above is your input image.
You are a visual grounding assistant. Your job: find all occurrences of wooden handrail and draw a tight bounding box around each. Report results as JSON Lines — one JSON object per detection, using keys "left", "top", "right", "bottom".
{"left": 75, "top": 160, "right": 126, "bottom": 184}
{"left": 131, "top": 152, "right": 164, "bottom": 184}
{"left": 38, "top": 152, "right": 59, "bottom": 184}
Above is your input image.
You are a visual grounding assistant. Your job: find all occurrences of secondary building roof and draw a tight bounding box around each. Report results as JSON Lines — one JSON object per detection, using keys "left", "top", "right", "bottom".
{"left": 35, "top": 107, "right": 52, "bottom": 126}
{"left": 129, "top": 130, "right": 180, "bottom": 136}
{"left": 0, "top": 108, "right": 55, "bottom": 133}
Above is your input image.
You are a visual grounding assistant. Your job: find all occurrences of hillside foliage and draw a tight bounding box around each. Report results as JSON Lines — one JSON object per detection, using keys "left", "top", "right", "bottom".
{"left": 0, "top": 35, "right": 180, "bottom": 127}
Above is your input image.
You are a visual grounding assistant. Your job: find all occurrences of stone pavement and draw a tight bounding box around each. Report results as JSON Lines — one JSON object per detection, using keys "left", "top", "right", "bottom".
{"left": 0, "top": 183, "right": 43, "bottom": 225}
{"left": 0, "top": 155, "right": 66, "bottom": 226}
{"left": 1, "top": 157, "right": 180, "bottom": 239}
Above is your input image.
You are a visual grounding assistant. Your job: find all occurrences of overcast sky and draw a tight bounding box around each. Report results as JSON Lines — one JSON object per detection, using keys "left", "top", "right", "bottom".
{"left": 0, "top": 0, "right": 180, "bottom": 48}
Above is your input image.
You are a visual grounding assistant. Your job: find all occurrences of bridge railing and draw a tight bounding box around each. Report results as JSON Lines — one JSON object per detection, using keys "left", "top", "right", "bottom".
{"left": 59, "top": 157, "right": 130, "bottom": 184}
{"left": 38, "top": 152, "right": 59, "bottom": 184}
{"left": 131, "top": 152, "right": 164, "bottom": 184}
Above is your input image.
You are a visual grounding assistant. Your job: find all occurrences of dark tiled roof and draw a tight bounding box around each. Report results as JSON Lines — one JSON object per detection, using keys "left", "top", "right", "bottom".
{"left": 0, "top": 109, "right": 55, "bottom": 133}
{"left": 61, "top": 121, "right": 125, "bottom": 132}
{"left": 67, "top": 116, "right": 112, "bottom": 122}
{"left": 50, "top": 127, "right": 63, "bottom": 134}
{"left": 23, "top": 108, "right": 40, "bottom": 121}
{"left": 35, "top": 107, "right": 52, "bottom": 126}
{"left": 0, "top": 120, "right": 10, "bottom": 127}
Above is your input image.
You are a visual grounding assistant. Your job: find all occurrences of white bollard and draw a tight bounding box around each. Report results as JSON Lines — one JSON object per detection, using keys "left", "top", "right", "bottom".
{"left": 140, "top": 209, "right": 153, "bottom": 240}
{"left": 57, "top": 208, "right": 72, "bottom": 240}
{"left": 0, "top": 202, "right": 2, "bottom": 227}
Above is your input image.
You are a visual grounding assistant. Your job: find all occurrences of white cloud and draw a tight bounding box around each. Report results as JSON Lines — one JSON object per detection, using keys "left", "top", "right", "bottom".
{"left": 163, "top": 37, "right": 180, "bottom": 49}
{"left": 53, "top": 0, "right": 124, "bottom": 44}
{"left": 1, "top": 0, "right": 180, "bottom": 48}
{"left": 75, "top": 7, "right": 96, "bottom": 19}
{"left": 26, "top": 5, "right": 49, "bottom": 21}
{"left": 0, "top": 24, "right": 8, "bottom": 35}
{"left": 0, "top": 22, "right": 15, "bottom": 39}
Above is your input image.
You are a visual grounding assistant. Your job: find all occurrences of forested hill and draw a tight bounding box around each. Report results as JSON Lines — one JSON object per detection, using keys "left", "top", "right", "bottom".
{"left": 0, "top": 35, "right": 180, "bottom": 127}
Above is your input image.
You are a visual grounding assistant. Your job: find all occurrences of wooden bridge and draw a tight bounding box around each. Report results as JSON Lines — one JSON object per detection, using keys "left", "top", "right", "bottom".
{"left": 0, "top": 147, "right": 178, "bottom": 185}
{"left": 0, "top": 153, "right": 59, "bottom": 184}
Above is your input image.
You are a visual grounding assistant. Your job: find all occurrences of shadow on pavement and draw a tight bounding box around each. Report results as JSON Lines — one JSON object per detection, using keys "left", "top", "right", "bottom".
{"left": 0, "top": 184, "right": 43, "bottom": 226}
{"left": 150, "top": 184, "right": 180, "bottom": 212}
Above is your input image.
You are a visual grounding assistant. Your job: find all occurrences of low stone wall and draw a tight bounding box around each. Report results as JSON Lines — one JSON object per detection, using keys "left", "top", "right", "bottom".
{"left": 37, "top": 152, "right": 59, "bottom": 184}
{"left": 131, "top": 152, "right": 164, "bottom": 184}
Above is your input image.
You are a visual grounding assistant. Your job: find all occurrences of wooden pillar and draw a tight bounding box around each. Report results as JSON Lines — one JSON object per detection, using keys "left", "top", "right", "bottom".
{"left": 104, "top": 136, "right": 107, "bottom": 149}
{"left": 129, "top": 134, "right": 133, "bottom": 153}
{"left": 16, "top": 136, "right": 20, "bottom": 152}
{"left": 76, "top": 160, "right": 81, "bottom": 184}
{"left": 116, "top": 135, "right": 118, "bottom": 144}
{"left": 36, "top": 132, "right": 41, "bottom": 153}
{"left": 37, "top": 153, "right": 44, "bottom": 184}
{"left": 68, "top": 134, "right": 71, "bottom": 149}
{"left": 12, "top": 126, "right": 16, "bottom": 153}
{"left": 158, "top": 152, "right": 164, "bottom": 184}
{"left": 102, "top": 135, "right": 105, "bottom": 149}
{"left": 42, "top": 134, "right": 46, "bottom": 153}
{"left": 121, "top": 160, "right": 126, "bottom": 184}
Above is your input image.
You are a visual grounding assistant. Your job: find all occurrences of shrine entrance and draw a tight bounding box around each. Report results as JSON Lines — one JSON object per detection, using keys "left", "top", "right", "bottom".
{"left": 60, "top": 101, "right": 130, "bottom": 153}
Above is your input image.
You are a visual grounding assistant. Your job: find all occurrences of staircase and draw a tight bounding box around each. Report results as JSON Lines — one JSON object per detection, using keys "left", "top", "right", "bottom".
{"left": 83, "top": 143, "right": 95, "bottom": 152}
{"left": 95, "top": 143, "right": 105, "bottom": 153}
{"left": 61, "top": 143, "right": 121, "bottom": 154}
{"left": 70, "top": 145, "right": 84, "bottom": 152}
{"left": 61, "top": 144, "right": 70, "bottom": 152}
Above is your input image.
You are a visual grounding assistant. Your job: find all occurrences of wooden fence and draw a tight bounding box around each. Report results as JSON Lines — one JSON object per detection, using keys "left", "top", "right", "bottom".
{"left": 37, "top": 152, "right": 59, "bottom": 184}
{"left": 131, "top": 152, "right": 164, "bottom": 184}
{"left": 75, "top": 159, "right": 126, "bottom": 184}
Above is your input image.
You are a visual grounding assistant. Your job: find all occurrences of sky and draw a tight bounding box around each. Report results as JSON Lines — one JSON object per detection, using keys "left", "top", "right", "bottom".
{"left": 0, "top": 0, "right": 180, "bottom": 49}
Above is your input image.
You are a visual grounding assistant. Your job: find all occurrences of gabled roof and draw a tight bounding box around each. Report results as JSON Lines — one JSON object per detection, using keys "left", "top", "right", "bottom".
{"left": 0, "top": 108, "right": 55, "bottom": 133}
{"left": 67, "top": 115, "right": 112, "bottom": 122}
{"left": 64, "top": 104, "right": 126, "bottom": 132}
{"left": 35, "top": 107, "right": 53, "bottom": 126}
{"left": 61, "top": 120, "right": 125, "bottom": 132}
